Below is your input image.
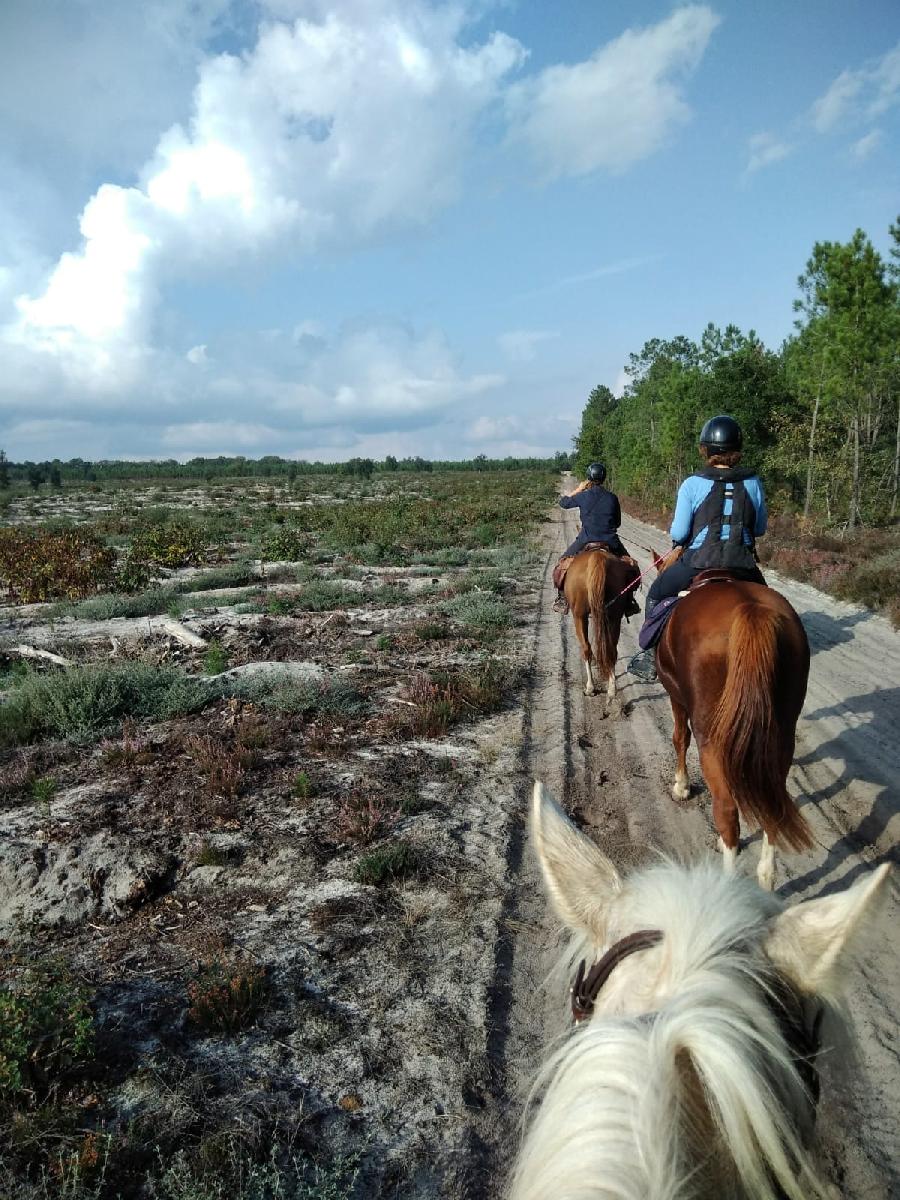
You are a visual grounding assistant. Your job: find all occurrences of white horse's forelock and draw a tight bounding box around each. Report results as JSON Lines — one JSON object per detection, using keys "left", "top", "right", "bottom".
{"left": 511, "top": 862, "right": 833, "bottom": 1200}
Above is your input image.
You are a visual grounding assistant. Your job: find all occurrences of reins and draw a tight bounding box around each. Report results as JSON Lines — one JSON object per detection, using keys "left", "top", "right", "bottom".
{"left": 570, "top": 929, "right": 664, "bottom": 1022}
{"left": 603, "top": 545, "right": 680, "bottom": 611}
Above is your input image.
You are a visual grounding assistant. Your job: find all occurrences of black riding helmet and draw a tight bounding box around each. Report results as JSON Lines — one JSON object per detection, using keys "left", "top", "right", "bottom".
{"left": 586, "top": 462, "right": 607, "bottom": 483}
{"left": 699, "top": 414, "right": 742, "bottom": 452}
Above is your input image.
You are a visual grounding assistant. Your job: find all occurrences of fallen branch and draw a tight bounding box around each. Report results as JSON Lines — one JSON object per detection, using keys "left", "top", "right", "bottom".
{"left": 159, "top": 619, "right": 207, "bottom": 649}
{"left": 8, "top": 644, "right": 73, "bottom": 667}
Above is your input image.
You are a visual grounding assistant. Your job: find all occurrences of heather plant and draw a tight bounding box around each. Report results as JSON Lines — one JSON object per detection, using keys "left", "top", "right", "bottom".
{"left": 187, "top": 961, "right": 268, "bottom": 1034}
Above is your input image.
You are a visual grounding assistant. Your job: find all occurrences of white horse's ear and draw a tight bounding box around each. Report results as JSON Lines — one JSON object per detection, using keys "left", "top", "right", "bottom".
{"left": 764, "top": 863, "right": 890, "bottom": 997}
{"left": 531, "top": 780, "right": 621, "bottom": 937}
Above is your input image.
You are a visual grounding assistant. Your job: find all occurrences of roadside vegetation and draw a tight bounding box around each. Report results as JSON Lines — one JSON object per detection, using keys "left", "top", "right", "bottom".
{"left": 0, "top": 464, "right": 549, "bottom": 1198}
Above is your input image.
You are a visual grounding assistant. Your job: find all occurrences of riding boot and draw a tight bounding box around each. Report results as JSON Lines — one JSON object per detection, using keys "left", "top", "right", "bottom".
{"left": 628, "top": 648, "right": 657, "bottom": 682}
{"left": 624, "top": 593, "right": 641, "bottom": 618}
{"left": 552, "top": 590, "right": 569, "bottom": 614}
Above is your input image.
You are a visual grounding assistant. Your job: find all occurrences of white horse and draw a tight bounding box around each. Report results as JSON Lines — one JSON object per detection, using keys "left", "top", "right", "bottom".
{"left": 510, "top": 782, "right": 889, "bottom": 1200}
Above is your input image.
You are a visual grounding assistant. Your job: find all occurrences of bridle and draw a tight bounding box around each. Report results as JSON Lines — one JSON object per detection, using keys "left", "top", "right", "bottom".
{"left": 569, "top": 930, "right": 825, "bottom": 1115}
{"left": 570, "top": 929, "right": 664, "bottom": 1023}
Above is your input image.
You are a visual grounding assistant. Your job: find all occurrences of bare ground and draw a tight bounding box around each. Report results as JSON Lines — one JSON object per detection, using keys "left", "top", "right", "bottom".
{"left": 479, "top": 492, "right": 899, "bottom": 1199}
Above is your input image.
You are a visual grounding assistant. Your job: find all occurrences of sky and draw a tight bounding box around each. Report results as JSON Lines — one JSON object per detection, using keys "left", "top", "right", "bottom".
{"left": 0, "top": 0, "right": 898, "bottom": 464}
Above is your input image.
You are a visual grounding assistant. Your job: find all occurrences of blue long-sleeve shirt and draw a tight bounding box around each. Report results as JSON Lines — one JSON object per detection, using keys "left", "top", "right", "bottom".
{"left": 670, "top": 474, "right": 767, "bottom": 549}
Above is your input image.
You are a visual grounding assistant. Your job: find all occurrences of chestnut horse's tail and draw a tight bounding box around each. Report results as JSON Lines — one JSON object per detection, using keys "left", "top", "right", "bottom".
{"left": 585, "top": 552, "right": 613, "bottom": 680}
{"left": 706, "top": 604, "right": 812, "bottom": 851}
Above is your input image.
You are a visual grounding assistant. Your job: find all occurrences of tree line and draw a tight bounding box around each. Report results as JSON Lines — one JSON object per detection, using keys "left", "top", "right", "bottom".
{"left": 0, "top": 450, "right": 572, "bottom": 490}
{"left": 574, "top": 220, "right": 900, "bottom": 529}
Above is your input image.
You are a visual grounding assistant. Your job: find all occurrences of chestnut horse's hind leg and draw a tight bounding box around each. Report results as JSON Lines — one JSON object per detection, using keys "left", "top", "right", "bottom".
{"left": 701, "top": 744, "right": 740, "bottom": 873}
{"left": 571, "top": 610, "right": 596, "bottom": 696}
{"left": 670, "top": 700, "right": 691, "bottom": 800}
{"left": 757, "top": 833, "right": 776, "bottom": 891}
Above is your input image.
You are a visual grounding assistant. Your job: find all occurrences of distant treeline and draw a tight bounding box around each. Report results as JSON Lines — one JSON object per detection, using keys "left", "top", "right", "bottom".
{"left": 574, "top": 220, "right": 900, "bottom": 529}
{"left": 0, "top": 450, "right": 573, "bottom": 490}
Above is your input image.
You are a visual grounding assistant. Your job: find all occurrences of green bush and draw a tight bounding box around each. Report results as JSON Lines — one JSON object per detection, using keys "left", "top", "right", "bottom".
{"left": 0, "top": 663, "right": 208, "bottom": 747}
{"left": 129, "top": 521, "right": 206, "bottom": 569}
{"left": 355, "top": 840, "right": 418, "bottom": 886}
{"left": 259, "top": 529, "right": 310, "bottom": 561}
{"left": 0, "top": 962, "right": 94, "bottom": 1105}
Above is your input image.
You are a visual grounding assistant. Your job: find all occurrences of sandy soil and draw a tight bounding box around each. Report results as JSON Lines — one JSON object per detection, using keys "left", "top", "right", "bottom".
{"left": 481, "top": 488, "right": 899, "bottom": 1199}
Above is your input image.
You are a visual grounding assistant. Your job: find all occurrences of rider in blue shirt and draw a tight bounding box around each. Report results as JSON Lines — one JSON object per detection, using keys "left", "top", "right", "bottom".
{"left": 628, "top": 415, "right": 767, "bottom": 680}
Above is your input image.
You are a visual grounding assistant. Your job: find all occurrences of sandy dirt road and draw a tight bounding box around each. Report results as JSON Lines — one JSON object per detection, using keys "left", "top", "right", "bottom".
{"left": 481, "top": 490, "right": 899, "bottom": 1199}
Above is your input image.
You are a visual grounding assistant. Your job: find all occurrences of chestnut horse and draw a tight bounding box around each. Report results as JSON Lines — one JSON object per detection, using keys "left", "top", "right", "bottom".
{"left": 652, "top": 552, "right": 811, "bottom": 889}
{"left": 564, "top": 550, "right": 640, "bottom": 705}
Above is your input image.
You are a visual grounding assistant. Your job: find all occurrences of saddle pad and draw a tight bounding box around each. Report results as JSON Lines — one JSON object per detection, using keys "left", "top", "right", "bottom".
{"left": 638, "top": 595, "right": 681, "bottom": 651}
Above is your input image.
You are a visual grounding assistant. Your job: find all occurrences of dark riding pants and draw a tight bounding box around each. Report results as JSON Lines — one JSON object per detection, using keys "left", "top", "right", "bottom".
{"left": 563, "top": 532, "right": 628, "bottom": 559}
{"left": 645, "top": 550, "right": 765, "bottom": 617}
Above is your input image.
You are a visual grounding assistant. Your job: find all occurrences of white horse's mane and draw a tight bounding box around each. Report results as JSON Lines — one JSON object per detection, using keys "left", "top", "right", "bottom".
{"left": 510, "top": 861, "right": 834, "bottom": 1200}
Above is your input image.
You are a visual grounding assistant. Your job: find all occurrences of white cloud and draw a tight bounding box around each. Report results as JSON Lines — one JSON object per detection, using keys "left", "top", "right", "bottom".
{"left": 745, "top": 131, "right": 792, "bottom": 175}
{"left": 498, "top": 329, "right": 558, "bottom": 362}
{"left": 811, "top": 40, "right": 900, "bottom": 132}
{"left": 505, "top": 5, "right": 720, "bottom": 179}
{"left": 186, "top": 344, "right": 209, "bottom": 364}
{"left": 3, "top": 1, "right": 524, "bottom": 392}
{"left": 850, "top": 130, "right": 882, "bottom": 161}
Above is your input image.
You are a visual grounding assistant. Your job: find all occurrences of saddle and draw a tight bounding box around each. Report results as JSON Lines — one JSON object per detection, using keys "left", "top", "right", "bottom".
{"left": 639, "top": 570, "right": 760, "bottom": 651}
{"left": 552, "top": 545, "right": 636, "bottom": 592}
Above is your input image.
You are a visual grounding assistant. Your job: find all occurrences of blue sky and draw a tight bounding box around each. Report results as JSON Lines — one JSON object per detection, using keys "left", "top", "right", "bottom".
{"left": 0, "top": 0, "right": 897, "bottom": 463}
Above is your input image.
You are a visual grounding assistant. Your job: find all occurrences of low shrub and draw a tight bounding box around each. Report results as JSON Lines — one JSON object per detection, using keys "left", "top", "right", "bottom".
{"left": 355, "top": 840, "right": 417, "bottom": 886}
{"left": 128, "top": 520, "right": 206, "bottom": 569}
{"left": 259, "top": 529, "right": 310, "bottom": 561}
{"left": 0, "top": 962, "right": 94, "bottom": 1105}
{"left": 0, "top": 528, "right": 116, "bottom": 603}
{"left": 0, "top": 663, "right": 208, "bottom": 748}
{"left": 439, "top": 591, "right": 512, "bottom": 631}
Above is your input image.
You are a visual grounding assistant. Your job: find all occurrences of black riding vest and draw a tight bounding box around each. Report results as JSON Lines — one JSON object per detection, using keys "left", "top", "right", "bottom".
{"left": 689, "top": 467, "right": 759, "bottom": 571}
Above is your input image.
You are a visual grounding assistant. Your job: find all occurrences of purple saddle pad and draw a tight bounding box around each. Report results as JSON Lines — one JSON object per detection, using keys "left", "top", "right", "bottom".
{"left": 638, "top": 596, "right": 681, "bottom": 651}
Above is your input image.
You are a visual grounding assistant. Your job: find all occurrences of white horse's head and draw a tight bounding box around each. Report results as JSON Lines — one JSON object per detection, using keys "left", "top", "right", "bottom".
{"left": 511, "top": 782, "right": 889, "bottom": 1200}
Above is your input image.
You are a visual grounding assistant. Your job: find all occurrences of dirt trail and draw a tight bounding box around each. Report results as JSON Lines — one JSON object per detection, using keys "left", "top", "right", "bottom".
{"left": 482, "top": 491, "right": 899, "bottom": 1199}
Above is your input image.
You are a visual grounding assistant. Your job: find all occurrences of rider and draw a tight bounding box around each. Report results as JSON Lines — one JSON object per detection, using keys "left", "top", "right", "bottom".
{"left": 554, "top": 463, "right": 636, "bottom": 612}
{"left": 628, "top": 414, "right": 767, "bottom": 680}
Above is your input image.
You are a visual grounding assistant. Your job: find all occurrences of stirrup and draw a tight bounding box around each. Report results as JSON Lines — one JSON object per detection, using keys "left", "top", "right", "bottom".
{"left": 628, "top": 650, "right": 657, "bottom": 683}
{"left": 553, "top": 594, "right": 569, "bottom": 614}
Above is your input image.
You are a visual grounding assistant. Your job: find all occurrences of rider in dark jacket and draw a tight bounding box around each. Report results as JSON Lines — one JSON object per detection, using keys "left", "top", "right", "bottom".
{"left": 559, "top": 463, "right": 628, "bottom": 559}
{"left": 628, "top": 415, "right": 767, "bottom": 680}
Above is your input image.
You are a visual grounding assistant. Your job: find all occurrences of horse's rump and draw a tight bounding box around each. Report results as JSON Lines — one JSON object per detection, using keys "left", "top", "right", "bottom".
{"left": 664, "top": 585, "right": 811, "bottom": 850}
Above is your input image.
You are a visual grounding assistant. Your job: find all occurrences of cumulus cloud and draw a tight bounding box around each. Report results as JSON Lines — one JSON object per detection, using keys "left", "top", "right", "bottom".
{"left": 744, "top": 131, "right": 792, "bottom": 175}
{"left": 505, "top": 5, "right": 720, "bottom": 179}
{"left": 3, "top": 1, "right": 524, "bottom": 390}
{"left": 811, "top": 40, "right": 900, "bottom": 132}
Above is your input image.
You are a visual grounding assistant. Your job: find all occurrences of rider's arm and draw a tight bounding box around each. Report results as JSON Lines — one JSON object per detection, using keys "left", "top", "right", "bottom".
{"left": 668, "top": 479, "right": 694, "bottom": 545}
{"left": 611, "top": 493, "right": 622, "bottom": 529}
{"left": 558, "top": 494, "right": 580, "bottom": 510}
{"left": 751, "top": 481, "right": 768, "bottom": 536}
